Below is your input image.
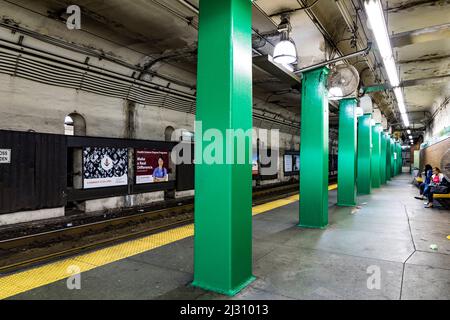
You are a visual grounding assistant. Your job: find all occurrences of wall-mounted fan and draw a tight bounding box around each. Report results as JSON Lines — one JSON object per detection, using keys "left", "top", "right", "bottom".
{"left": 327, "top": 64, "right": 360, "bottom": 100}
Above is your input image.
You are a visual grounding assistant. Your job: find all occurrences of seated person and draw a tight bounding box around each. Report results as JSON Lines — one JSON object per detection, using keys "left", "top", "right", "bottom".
{"left": 415, "top": 164, "right": 433, "bottom": 200}
{"left": 425, "top": 167, "right": 449, "bottom": 208}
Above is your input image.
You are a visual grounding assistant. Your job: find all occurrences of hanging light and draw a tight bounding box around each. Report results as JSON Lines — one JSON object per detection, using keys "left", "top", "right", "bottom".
{"left": 273, "top": 14, "right": 298, "bottom": 65}
{"left": 355, "top": 106, "right": 364, "bottom": 117}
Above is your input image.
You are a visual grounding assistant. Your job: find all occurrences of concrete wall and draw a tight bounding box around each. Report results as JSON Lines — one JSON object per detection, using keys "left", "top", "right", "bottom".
{"left": 0, "top": 207, "right": 65, "bottom": 226}
{"left": 0, "top": 70, "right": 301, "bottom": 224}
{"left": 424, "top": 98, "right": 450, "bottom": 142}
{"left": 0, "top": 2, "right": 301, "bottom": 225}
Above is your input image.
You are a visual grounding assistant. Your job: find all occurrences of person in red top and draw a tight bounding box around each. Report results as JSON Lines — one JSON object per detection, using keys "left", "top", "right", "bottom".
{"left": 425, "top": 167, "right": 447, "bottom": 208}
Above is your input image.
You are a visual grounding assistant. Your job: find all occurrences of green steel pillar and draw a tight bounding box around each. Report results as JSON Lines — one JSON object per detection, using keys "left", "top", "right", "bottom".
{"left": 357, "top": 114, "right": 372, "bottom": 195}
{"left": 299, "top": 67, "right": 329, "bottom": 229}
{"left": 393, "top": 142, "right": 398, "bottom": 176}
{"left": 371, "top": 123, "right": 382, "bottom": 188}
{"left": 380, "top": 132, "right": 387, "bottom": 184}
{"left": 390, "top": 138, "right": 395, "bottom": 178}
{"left": 398, "top": 143, "right": 403, "bottom": 174}
{"left": 193, "top": 0, "right": 254, "bottom": 296}
{"left": 337, "top": 98, "right": 357, "bottom": 206}
{"left": 386, "top": 134, "right": 392, "bottom": 181}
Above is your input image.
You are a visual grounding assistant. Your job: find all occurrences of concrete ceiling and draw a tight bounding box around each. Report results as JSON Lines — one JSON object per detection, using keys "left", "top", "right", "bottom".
{"left": 2, "top": 0, "right": 449, "bottom": 132}
{"left": 385, "top": 0, "right": 450, "bottom": 130}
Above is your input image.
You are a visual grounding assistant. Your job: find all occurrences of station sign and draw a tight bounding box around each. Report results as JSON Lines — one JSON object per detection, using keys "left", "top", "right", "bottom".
{"left": 0, "top": 149, "right": 11, "bottom": 164}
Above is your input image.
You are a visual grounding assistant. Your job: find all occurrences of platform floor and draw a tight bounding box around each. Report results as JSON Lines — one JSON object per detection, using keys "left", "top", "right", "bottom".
{"left": 3, "top": 175, "right": 450, "bottom": 300}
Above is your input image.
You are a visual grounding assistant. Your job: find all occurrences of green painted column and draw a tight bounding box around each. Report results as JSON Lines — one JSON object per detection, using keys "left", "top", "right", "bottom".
{"left": 299, "top": 67, "right": 329, "bottom": 229}
{"left": 337, "top": 98, "right": 357, "bottom": 206}
{"left": 357, "top": 114, "right": 372, "bottom": 195}
{"left": 380, "top": 132, "right": 387, "bottom": 184}
{"left": 390, "top": 138, "right": 395, "bottom": 178}
{"left": 393, "top": 141, "right": 398, "bottom": 176}
{"left": 386, "top": 134, "right": 392, "bottom": 181}
{"left": 193, "top": 0, "right": 254, "bottom": 296}
{"left": 397, "top": 143, "right": 402, "bottom": 175}
{"left": 371, "top": 123, "right": 382, "bottom": 188}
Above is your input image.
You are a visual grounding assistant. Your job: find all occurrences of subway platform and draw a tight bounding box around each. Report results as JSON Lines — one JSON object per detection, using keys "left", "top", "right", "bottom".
{"left": 2, "top": 175, "right": 449, "bottom": 300}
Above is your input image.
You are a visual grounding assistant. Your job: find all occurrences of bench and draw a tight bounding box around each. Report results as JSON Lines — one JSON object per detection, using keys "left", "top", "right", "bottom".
{"left": 434, "top": 193, "right": 450, "bottom": 199}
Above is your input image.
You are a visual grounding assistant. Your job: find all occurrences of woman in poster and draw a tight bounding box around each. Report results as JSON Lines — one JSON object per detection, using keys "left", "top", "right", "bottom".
{"left": 153, "top": 157, "right": 169, "bottom": 182}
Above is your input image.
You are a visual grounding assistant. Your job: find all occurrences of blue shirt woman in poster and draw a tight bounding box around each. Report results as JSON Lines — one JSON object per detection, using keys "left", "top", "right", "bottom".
{"left": 153, "top": 157, "right": 168, "bottom": 182}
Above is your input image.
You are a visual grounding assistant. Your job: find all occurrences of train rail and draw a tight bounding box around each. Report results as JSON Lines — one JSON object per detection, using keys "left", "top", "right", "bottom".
{"left": 0, "top": 182, "right": 303, "bottom": 274}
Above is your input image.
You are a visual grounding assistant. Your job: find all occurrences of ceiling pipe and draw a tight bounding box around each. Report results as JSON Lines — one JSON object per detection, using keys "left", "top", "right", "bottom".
{"left": 269, "top": 0, "right": 321, "bottom": 17}
{"left": 334, "top": 0, "right": 375, "bottom": 73}
{"left": 177, "top": 0, "right": 199, "bottom": 14}
{"left": 294, "top": 43, "right": 372, "bottom": 74}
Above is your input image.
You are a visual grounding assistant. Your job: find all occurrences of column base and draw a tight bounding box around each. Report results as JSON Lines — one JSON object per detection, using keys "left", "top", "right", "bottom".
{"left": 337, "top": 202, "right": 356, "bottom": 207}
{"left": 192, "top": 276, "right": 256, "bottom": 297}
{"left": 297, "top": 223, "right": 328, "bottom": 230}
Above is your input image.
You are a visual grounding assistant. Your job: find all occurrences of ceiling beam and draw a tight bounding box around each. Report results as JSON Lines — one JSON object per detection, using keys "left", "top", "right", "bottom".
{"left": 390, "top": 23, "right": 450, "bottom": 48}
{"left": 362, "top": 74, "right": 450, "bottom": 93}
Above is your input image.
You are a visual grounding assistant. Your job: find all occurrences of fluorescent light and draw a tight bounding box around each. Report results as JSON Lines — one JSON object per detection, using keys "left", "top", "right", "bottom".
{"left": 409, "top": 135, "right": 413, "bottom": 139}
{"left": 364, "top": 0, "right": 410, "bottom": 128}
{"left": 364, "top": 0, "right": 400, "bottom": 87}
{"left": 407, "top": 130, "right": 411, "bottom": 134}
{"left": 393, "top": 88, "right": 407, "bottom": 114}
{"left": 401, "top": 113, "right": 410, "bottom": 127}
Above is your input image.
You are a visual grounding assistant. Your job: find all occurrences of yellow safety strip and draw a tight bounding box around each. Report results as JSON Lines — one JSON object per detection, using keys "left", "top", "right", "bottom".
{"left": 0, "top": 185, "right": 338, "bottom": 299}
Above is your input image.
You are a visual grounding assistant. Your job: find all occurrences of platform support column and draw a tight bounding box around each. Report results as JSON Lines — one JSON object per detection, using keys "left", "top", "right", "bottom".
{"left": 371, "top": 123, "right": 382, "bottom": 188}
{"left": 193, "top": 0, "right": 254, "bottom": 296}
{"left": 380, "top": 132, "right": 387, "bottom": 184}
{"left": 337, "top": 98, "right": 357, "bottom": 206}
{"left": 386, "top": 134, "right": 392, "bottom": 181}
{"left": 390, "top": 138, "right": 395, "bottom": 178}
{"left": 299, "top": 67, "right": 329, "bottom": 229}
{"left": 357, "top": 114, "right": 372, "bottom": 194}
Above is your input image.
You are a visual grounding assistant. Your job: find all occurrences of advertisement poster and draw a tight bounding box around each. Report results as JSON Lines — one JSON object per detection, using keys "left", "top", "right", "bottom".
{"left": 284, "top": 153, "right": 299, "bottom": 174}
{"left": 284, "top": 154, "right": 293, "bottom": 173}
{"left": 83, "top": 147, "right": 128, "bottom": 189}
{"left": 136, "top": 149, "right": 170, "bottom": 184}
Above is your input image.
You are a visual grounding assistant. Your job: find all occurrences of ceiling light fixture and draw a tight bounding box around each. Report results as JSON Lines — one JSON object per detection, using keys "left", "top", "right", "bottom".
{"left": 364, "top": 0, "right": 410, "bottom": 128}
{"left": 407, "top": 129, "right": 411, "bottom": 134}
{"left": 273, "top": 14, "right": 298, "bottom": 65}
{"left": 355, "top": 106, "right": 364, "bottom": 117}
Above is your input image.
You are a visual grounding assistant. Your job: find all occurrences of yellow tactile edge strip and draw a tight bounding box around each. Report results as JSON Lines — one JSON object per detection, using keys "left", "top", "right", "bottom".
{"left": 0, "top": 184, "right": 337, "bottom": 299}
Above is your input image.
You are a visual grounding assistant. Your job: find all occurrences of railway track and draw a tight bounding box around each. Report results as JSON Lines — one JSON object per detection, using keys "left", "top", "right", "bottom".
{"left": 0, "top": 182, "right": 302, "bottom": 274}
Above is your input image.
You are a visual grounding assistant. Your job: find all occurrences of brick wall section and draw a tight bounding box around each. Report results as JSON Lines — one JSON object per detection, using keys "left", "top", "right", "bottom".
{"left": 420, "top": 137, "right": 450, "bottom": 175}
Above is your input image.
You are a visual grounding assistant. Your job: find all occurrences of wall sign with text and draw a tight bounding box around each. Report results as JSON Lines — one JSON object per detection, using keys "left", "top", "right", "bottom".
{"left": 0, "top": 149, "right": 11, "bottom": 164}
